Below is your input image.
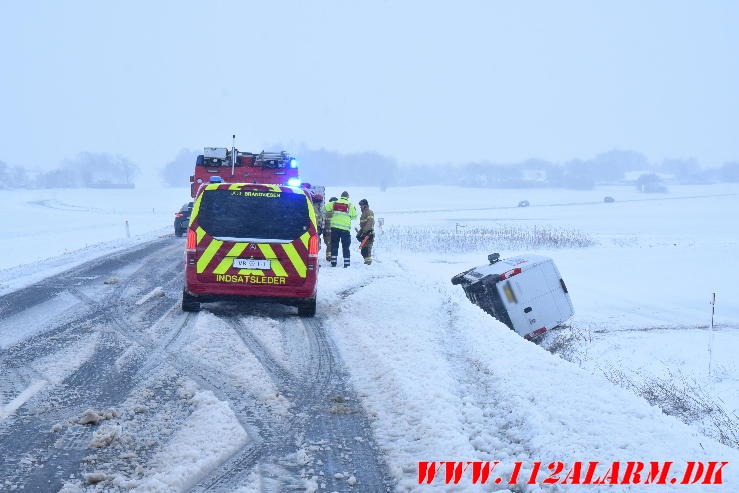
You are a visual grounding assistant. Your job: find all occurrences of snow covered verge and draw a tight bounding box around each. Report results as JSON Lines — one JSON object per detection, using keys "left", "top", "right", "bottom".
{"left": 318, "top": 257, "right": 739, "bottom": 491}
{"left": 0, "top": 186, "right": 188, "bottom": 295}
{"left": 1, "top": 183, "right": 739, "bottom": 491}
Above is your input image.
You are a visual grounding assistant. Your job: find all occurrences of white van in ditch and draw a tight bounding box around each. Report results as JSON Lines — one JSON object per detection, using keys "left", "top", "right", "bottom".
{"left": 451, "top": 253, "right": 574, "bottom": 340}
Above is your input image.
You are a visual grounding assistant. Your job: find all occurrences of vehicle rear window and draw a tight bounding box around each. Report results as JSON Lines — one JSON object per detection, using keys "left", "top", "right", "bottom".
{"left": 198, "top": 189, "right": 309, "bottom": 241}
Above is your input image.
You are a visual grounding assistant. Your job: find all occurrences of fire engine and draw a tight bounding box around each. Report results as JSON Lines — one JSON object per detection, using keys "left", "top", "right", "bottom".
{"left": 189, "top": 144, "right": 325, "bottom": 224}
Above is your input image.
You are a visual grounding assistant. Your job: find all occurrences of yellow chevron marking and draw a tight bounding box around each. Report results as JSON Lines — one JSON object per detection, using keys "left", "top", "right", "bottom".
{"left": 214, "top": 243, "right": 248, "bottom": 274}
{"left": 191, "top": 197, "right": 202, "bottom": 222}
{"left": 196, "top": 226, "right": 206, "bottom": 244}
{"left": 259, "top": 245, "right": 287, "bottom": 277}
{"left": 300, "top": 231, "right": 310, "bottom": 249}
{"left": 283, "top": 243, "right": 306, "bottom": 278}
{"left": 197, "top": 238, "right": 223, "bottom": 273}
{"left": 267, "top": 184, "right": 281, "bottom": 192}
{"left": 306, "top": 197, "right": 317, "bottom": 227}
{"left": 229, "top": 183, "right": 241, "bottom": 190}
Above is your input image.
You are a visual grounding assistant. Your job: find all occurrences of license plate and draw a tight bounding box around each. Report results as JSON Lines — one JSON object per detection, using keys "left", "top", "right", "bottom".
{"left": 233, "top": 258, "right": 271, "bottom": 270}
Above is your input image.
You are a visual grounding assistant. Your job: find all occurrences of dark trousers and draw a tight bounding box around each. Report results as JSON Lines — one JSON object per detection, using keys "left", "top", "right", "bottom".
{"left": 360, "top": 235, "right": 374, "bottom": 264}
{"left": 330, "top": 228, "right": 351, "bottom": 265}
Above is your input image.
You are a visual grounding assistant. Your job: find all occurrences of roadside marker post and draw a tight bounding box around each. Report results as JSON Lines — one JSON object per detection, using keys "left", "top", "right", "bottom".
{"left": 708, "top": 292, "right": 716, "bottom": 376}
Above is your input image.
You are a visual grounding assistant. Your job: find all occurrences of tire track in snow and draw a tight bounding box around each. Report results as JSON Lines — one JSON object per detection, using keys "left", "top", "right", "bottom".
{"left": 231, "top": 317, "right": 299, "bottom": 389}
{"left": 191, "top": 314, "right": 334, "bottom": 491}
{"left": 297, "top": 316, "right": 395, "bottom": 492}
{"left": 192, "top": 314, "right": 394, "bottom": 492}
{"left": 0, "top": 239, "right": 202, "bottom": 491}
{"left": 0, "top": 323, "right": 143, "bottom": 491}
{"left": 0, "top": 237, "right": 172, "bottom": 320}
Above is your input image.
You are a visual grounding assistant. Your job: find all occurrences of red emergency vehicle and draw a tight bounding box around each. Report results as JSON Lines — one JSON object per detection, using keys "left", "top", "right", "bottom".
{"left": 190, "top": 147, "right": 322, "bottom": 200}
{"left": 189, "top": 145, "right": 325, "bottom": 223}
{"left": 182, "top": 182, "right": 319, "bottom": 316}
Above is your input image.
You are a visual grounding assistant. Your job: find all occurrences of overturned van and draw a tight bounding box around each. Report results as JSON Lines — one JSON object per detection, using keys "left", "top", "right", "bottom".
{"left": 451, "top": 253, "right": 574, "bottom": 340}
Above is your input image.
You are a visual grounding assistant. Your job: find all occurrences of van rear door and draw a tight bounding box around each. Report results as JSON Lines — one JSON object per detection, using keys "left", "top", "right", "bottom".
{"left": 496, "top": 258, "right": 567, "bottom": 336}
{"left": 540, "top": 259, "right": 575, "bottom": 323}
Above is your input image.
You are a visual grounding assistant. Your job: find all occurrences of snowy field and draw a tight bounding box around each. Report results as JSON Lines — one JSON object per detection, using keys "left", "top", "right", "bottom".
{"left": 1, "top": 182, "right": 739, "bottom": 491}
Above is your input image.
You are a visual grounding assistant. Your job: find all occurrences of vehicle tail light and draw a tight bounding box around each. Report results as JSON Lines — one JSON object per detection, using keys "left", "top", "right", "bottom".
{"left": 308, "top": 235, "right": 318, "bottom": 257}
{"left": 186, "top": 229, "right": 196, "bottom": 252}
{"left": 525, "top": 327, "right": 547, "bottom": 340}
{"left": 500, "top": 267, "right": 521, "bottom": 279}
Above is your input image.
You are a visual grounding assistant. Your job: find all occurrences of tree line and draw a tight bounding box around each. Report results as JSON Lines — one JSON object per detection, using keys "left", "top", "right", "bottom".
{"left": 159, "top": 146, "right": 739, "bottom": 190}
{"left": 3, "top": 148, "right": 739, "bottom": 190}
{"left": 0, "top": 152, "right": 138, "bottom": 189}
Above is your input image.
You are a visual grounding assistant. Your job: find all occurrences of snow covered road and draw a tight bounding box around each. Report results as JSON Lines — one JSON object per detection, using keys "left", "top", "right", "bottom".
{"left": 0, "top": 239, "right": 392, "bottom": 492}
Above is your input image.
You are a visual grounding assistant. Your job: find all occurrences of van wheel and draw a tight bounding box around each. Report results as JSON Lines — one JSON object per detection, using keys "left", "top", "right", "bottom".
{"left": 182, "top": 290, "right": 201, "bottom": 312}
{"left": 451, "top": 269, "right": 472, "bottom": 285}
{"left": 298, "top": 298, "right": 316, "bottom": 317}
{"left": 451, "top": 273, "right": 466, "bottom": 285}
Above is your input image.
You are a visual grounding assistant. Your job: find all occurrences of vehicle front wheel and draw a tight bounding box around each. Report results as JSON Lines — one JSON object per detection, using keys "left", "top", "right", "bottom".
{"left": 451, "top": 269, "right": 471, "bottom": 285}
{"left": 182, "top": 290, "right": 201, "bottom": 312}
{"left": 297, "top": 297, "right": 316, "bottom": 317}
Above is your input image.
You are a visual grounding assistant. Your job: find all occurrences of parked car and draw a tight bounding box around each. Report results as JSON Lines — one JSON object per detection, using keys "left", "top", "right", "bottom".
{"left": 518, "top": 200, "right": 530, "bottom": 207}
{"left": 173, "top": 202, "right": 193, "bottom": 237}
{"left": 604, "top": 196, "right": 615, "bottom": 203}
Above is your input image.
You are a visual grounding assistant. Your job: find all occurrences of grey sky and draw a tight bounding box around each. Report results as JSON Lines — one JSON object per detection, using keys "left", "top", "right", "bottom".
{"left": 2, "top": 0, "right": 738, "bottom": 171}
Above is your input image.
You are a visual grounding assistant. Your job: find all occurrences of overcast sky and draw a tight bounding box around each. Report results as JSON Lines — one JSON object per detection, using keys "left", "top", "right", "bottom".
{"left": 2, "top": 0, "right": 738, "bottom": 171}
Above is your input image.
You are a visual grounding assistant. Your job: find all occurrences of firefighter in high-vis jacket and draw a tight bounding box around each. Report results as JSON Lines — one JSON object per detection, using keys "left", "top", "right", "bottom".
{"left": 356, "top": 198, "right": 375, "bottom": 265}
{"left": 322, "top": 197, "right": 337, "bottom": 261}
{"left": 324, "top": 191, "right": 357, "bottom": 267}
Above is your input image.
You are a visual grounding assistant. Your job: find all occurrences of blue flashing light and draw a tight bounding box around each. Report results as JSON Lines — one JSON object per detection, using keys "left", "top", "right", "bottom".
{"left": 286, "top": 177, "right": 301, "bottom": 187}
{"left": 289, "top": 158, "right": 298, "bottom": 168}
{"left": 210, "top": 176, "right": 224, "bottom": 183}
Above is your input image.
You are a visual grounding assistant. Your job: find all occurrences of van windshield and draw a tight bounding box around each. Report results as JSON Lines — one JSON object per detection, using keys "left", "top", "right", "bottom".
{"left": 198, "top": 189, "right": 309, "bottom": 241}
